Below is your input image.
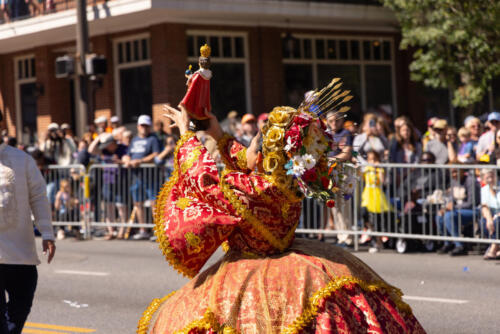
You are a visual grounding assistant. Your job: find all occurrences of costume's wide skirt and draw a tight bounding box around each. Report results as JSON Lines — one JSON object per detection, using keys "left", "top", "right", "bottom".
{"left": 140, "top": 239, "right": 425, "bottom": 334}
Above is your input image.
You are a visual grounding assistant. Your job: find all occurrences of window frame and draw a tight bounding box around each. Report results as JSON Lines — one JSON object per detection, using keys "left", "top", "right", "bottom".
{"left": 14, "top": 54, "right": 36, "bottom": 140}
{"left": 186, "top": 30, "right": 252, "bottom": 115}
{"left": 113, "top": 33, "right": 152, "bottom": 124}
{"left": 282, "top": 34, "right": 397, "bottom": 116}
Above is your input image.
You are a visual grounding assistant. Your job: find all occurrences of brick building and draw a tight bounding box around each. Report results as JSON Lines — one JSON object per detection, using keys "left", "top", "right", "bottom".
{"left": 0, "top": 0, "right": 498, "bottom": 143}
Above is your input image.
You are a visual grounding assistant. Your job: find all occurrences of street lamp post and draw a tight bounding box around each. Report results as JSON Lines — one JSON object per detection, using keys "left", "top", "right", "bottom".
{"left": 75, "top": 0, "right": 90, "bottom": 137}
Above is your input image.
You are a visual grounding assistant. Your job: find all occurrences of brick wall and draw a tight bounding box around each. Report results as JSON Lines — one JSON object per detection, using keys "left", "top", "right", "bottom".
{"left": 91, "top": 34, "right": 114, "bottom": 120}
{"left": 252, "top": 27, "right": 284, "bottom": 114}
{"left": 35, "top": 46, "right": 72, "bottom": 134}
{"left": 2, "top": 54, "right": 16, "bottom": 136}
{"left": 150, "top": 23, "right": 188, "bottom": 133}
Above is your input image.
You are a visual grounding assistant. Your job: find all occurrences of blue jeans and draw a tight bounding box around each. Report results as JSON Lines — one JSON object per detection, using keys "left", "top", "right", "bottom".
{"left": 0, "top": 264, "right": 38, "bottom": 334}
{"left": 435, "top": 214, "right": 448, "bottom": 245}
{"left": 436, "top": 209, "right": 476, "bottom": 247}
{"left": 445, "top": 209, "right": 476, "bottom": 247}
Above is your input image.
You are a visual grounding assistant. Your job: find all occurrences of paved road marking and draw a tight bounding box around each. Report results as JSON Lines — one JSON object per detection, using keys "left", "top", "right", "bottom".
{"left": 24, "top": 322, "right": 95, "bottom": 333}
{"left": 403, "top": 295, "right": 469, "bottom": 304}
{"left": 54, "top": 269, "right": 109, "bottom": 276}
{"left": 23, "top": 329, "right": 65, "bottom": 334}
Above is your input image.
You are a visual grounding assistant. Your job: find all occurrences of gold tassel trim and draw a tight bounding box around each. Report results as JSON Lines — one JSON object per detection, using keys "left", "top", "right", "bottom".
{"left": 281, "top": 276, "right": 413, "bottom": 334}
{"left": 154, "top": 131, "right": 197, "bottom": 278}
{"left": 137, "top": 291, "right": 176, "bottom": 334}
{"left": 216, "top": 133, "right": 235, "bottom": 168}
{"left": 150, "top": 277, "right": 412, "bottom": 334}
{"left": 173, "top": 308, "right": 238, "bottom": 334}
{"left": 236, "top": 148, "right": 248, "bottom": 170}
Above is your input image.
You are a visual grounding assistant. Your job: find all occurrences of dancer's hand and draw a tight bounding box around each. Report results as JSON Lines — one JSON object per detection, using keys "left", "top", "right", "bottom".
{"left": 204, "top": 110, "right": 223, "bottom": 141}
{"left": 163, "top": 104, "right": 190, "bottom": 135}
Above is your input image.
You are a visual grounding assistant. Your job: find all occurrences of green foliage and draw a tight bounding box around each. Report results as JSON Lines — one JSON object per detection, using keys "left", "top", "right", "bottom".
{"left": 381, "top": 0, "right": 500, "bottom": 108}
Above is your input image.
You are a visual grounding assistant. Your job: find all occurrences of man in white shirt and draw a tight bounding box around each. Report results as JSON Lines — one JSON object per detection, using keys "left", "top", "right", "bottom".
{"left": 0, "top": 118, "right": 56, "bottom": 334}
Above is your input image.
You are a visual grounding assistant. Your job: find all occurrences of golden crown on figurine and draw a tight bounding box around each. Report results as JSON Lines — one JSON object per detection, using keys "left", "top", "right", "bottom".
{"left": 200, "top": 44, "right": 211, "bottom": 58}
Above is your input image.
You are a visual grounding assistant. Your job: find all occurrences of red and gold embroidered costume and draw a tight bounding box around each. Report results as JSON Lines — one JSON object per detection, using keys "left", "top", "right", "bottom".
{"left": 137, "top": 129, "right": 426, "bottom": 334}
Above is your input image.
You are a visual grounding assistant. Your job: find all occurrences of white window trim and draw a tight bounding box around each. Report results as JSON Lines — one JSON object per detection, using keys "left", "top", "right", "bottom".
{"left": 14, "top": 54, "right": 36, "bottom": 140}
{"left": 113, "top": 33, "right": 152, "bottom": 123}
{"left": 187, "top": 30, "right": 252, "bottom": 115}
{"left": 282, "top": 34, "right": 397, "bottom": 115}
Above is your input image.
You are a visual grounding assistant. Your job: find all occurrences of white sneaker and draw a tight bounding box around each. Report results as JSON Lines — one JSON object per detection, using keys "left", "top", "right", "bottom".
{"left": 57, "top": 229, "right": 66, "bottom": 240}
{"left": 368, "top": 247, "right": 380, "bottom": 254}
{"left": 132, "top": 232, "right": 150, "bottom": 240}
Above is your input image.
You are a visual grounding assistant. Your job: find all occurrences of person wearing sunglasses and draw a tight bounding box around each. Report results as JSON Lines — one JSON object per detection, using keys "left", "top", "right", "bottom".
{"left": 425, "top": 119, "right": 450, "bottom": 164}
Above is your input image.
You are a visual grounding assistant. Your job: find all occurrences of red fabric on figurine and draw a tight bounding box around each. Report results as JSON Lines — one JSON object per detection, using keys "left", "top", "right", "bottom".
{"left": 180, "top": 70, "right": 211, "bottom": 120}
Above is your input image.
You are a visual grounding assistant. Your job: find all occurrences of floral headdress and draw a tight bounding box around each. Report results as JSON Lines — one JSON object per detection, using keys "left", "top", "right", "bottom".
{"left": 261, "top": 78, "right": 355, "bottom": 207}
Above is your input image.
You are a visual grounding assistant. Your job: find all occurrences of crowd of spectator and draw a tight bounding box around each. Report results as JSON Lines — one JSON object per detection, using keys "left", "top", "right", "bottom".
{"left": 314, "top": 107, "right": 500, "bottom": 258}
{"left": 3, "top": 105, "right": 500, "bottom": 259}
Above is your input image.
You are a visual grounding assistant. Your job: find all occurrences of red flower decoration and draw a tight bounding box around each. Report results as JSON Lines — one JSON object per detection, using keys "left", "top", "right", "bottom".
{"left": 326, "top": 199, "right": 335, "bottom": 208}
{"left": 284, "top": 125, "right": 302, "bottom": 152}
{"left": 293, "top": 113, "right": 313, "bottom": 128}
{"left": 302, "top": 168, "right": 317, "bottom": 183}
{"left": 320, "top": 176, "right": 330, "bottom": 189}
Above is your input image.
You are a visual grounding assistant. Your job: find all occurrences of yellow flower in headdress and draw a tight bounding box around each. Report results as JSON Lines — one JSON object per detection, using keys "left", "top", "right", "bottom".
{"left": 263, "top": 151, "right": 285, "bottom": 174}
{"left": 303, "top": 133, "right": 315, "bottom": 148}
{"left": 268, "top": 107, "right": 295, "bottom": 127}
{"left": 264, "top": 126, "right": 285, "bottom": 151}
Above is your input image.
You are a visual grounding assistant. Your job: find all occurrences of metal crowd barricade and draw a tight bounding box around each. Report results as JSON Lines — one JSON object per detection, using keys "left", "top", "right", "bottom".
{"left": 87, "top": 163, "right": 173, "bottom": 237}
{"left": 44, "top": 164, "right": 89, "bottom": 238}
{"left": 44, "top": 162, "right": 500, "bottom": 250}
{"left": 297, "top": 163, "right": 500, "bottom": 252}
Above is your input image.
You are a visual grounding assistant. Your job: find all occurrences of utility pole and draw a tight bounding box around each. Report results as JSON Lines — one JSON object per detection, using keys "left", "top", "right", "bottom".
{"left": 75, "top": 0, "right": 90, "bottom": 137}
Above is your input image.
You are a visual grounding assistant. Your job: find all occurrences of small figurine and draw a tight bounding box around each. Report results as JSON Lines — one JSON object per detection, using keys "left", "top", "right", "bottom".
{"left": 180, "top": 44, "right": 212, "bottom": 128}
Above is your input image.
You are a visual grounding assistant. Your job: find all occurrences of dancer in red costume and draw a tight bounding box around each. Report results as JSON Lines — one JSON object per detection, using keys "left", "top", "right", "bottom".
{"left": 137, "top": 79, "right": 426, "bottom": 334}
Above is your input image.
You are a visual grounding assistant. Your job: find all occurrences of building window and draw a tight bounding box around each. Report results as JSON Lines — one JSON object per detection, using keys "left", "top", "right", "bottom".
{"left": 492, "top": 77, "right": 500, "bottom": 111}
{"left": 187, "top": 31, "right": 250, "bottom": 119}
{"left": 17, "top": 57, "right": 36, "bottom": 80}
{"left": 282, "top": 35, "right": 395, "bottom": 122}
{"left": 114, "top": 34, "right": 152, "bottom": 124}
{"left": 14, "top": 55, "right": 37, "bottom": 144}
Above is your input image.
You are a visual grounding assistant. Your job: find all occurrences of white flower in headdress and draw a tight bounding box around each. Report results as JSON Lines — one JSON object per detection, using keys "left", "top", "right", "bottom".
{"left": 292, "top": 155, "right": 306, "bottom": 176}
{"left": 302, "top": 154, "right": 316, "bottom": 170}
{"left": 344, "top": 176, "right": 356, "bottom": 194}
{"left": 284, "top": 136, "right": 294, "bottom": 152}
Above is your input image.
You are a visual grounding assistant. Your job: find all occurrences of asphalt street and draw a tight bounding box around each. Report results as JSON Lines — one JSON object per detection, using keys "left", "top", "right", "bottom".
{"left": 23, "top": 238, "right": 500, "bottom": 334}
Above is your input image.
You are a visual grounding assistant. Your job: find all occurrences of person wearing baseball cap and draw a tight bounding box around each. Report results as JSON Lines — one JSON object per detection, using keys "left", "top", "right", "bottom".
{"left": 88, "top": 132, "right": 129, "bottom": 240}
{"left": 110, "top": 116, "right": 120, "bottom": 127}
{"left": 257, "top": 113, "right": 269, "bottom": 131}
{"left": 107, "top": 116, "right": 120, "bottom": 132}
{"left": 122, "top": 115, "right": 160, "bottom": 240}
{"left": 425, "top": 119, "right": 449, "bottom": 164}
{"left": 240, "top": 113, "right": 257, "bottom": 147}
{"left": 47, "top": 123, "right": 59, "bottom": 131}
{"left": 476, "top": 111, "right": 500, "bottom": 161}
{"left": 40, "top": 122, "right": 75, "bottom": 165}
{"left": 94, "top": 116, "right": 108, "bottom": 135}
